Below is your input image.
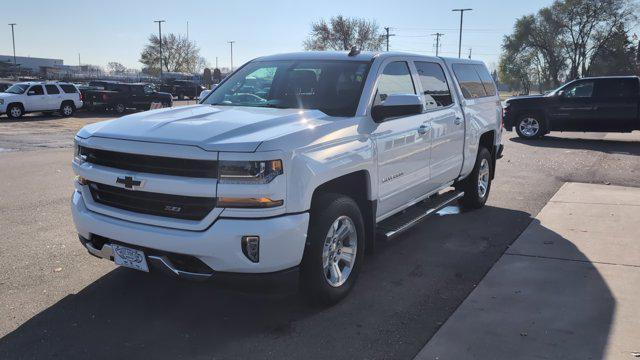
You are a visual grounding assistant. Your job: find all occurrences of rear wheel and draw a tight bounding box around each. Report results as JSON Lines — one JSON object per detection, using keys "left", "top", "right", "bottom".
{"left": 301, "top": 193, "right": 364, "bottom": 306}
{"left": 7, "top": 104, "right": 23, "bottom": 119}
{"left": 60, "top": 102, "right": 75, "bottom": 117}
{"left": 457, "top": 147, "right": 493, "bottom": 210}
{"left": 114, "top": 103, "right": 126, "bottom": 114}
{"left": 515, "top": 114, "right": 544, "bottom": 139}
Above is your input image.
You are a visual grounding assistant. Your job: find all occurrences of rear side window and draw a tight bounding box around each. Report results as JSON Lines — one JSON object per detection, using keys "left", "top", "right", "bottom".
{"left": 45, "top": 85, "right": 60, "bottom": 94}
{"left": 474, "top": 65, "right": 497, "bottom": 96}
{"left": 594, "top": 79, "right": 639, "bottom": 98}
{"left": 414, "top": 61, "right": 453, "bottom": 109}
{"left": 452, "top": 64, "right": 486, "bottom": 99}
{"left": 375, "top": 61, "right": 416, "bottom": 105}
{"left": 60, "top": 84, "right": 78, "bottom": 93}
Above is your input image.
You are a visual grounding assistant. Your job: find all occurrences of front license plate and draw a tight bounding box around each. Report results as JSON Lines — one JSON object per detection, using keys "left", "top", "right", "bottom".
{"left": 112, "top": 244, "right": 149, "bottom": 272}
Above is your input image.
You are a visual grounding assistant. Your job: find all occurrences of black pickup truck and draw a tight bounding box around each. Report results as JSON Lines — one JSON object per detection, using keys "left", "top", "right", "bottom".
{"left": 82, "top": 81, "right": 173, "bottom": 114}
{"left": 504, "top": 76, "right": 640, "bottom": 139}
{"left": 158, "top": 80, "right": 205, "bottom": 100}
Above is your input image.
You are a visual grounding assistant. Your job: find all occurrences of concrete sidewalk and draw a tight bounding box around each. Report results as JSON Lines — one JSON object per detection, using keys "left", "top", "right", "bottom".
{"left": 415, "top": 182, "right": 640, "bottom": 360}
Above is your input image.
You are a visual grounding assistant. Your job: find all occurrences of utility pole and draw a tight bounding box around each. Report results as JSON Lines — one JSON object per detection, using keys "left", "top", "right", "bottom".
{"left": 383, "top": 27, "right": 395, "bottom": 51}
{"left": 215, "top": 56, "right": 218, "bottom": 68}
{"left": 154, "top": 20, "right": 166, "bottom": 80}
{"left": 186, "top": 21, "right": 189, "bottom": 40}
{"left": 468, "top": 48, "right": 472, "bottom": 59}
{"left": 452, "top": 8, "right": 472, "bottom": 58}
{"left": 228, "top": 41, "right": 235, "bottom": 71}
{"left": 78, "top": 53, "right": 81, "bottom": 67}
{"left": 432, "top": 33, "right": 444, "bottom": 56}
{"left": 8, "top": 23, "right": 17, "bottom": 77}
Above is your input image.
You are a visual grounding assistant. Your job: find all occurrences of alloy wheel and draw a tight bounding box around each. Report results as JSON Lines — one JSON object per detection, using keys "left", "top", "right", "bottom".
{"left": 519, "top": 117, "right": 540, "bottom": 137}
{"left": 477, "top": 158, "right": 490, "bottom": 199}
{"left": 322, "top": 215, "right": 358, "bottom": 287}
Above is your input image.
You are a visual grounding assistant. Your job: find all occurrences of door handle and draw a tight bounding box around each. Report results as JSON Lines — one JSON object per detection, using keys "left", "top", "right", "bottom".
{"left": 454, "top": 116, "right": 463, "bottom": 125}
{"left": 418, "top": 124, "right": 431, "bottom": 135}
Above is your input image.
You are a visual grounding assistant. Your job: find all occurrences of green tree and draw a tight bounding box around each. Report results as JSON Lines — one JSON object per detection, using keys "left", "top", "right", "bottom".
{"left": 589, "top": 23, "right": 637, "bottom": 76}
{"left": 304, "top": 16, "right": 385, "bottom": 51}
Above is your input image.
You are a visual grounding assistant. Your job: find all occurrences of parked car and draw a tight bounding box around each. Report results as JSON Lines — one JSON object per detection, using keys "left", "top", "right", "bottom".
{"left": 82, "top": 81, "right": 172, "bottom": 114}
{"left": 503, "top": 76, "right": 640, "bottom": 139}
{"left": 0, "top": 81, "right": 83, "bottom": 119}
{"left": 71, "top": 51, "right": 502, "bottom": 305}
{"left": 160, "top": 80, "right": 205, "bottom": 100}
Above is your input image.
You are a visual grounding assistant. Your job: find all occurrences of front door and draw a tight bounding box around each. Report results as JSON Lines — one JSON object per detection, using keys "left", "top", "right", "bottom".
{"left": 25, "top": 85, "right": 47, "bottom": 111}
{"left": 371, "top": 60, "right": 431, "bottom": 218}
{"left": 549, "top": 80, "right": 596, "bottom": 131}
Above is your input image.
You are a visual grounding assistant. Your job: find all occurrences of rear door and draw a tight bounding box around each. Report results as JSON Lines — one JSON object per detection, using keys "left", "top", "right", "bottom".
{"left": 414, "top": 60, "right": 464, "bottom": 189}
{"left": 591, "top": 78, "right": 639, "bottom": 131}
{"left": 548, "top": 80, "right": 596, "bottom": 131}
{"left": 371, "top": 59, "right": 431, "bottom": 217}
{"left": 44, "top": 84, "right": 62, "bottom": 110}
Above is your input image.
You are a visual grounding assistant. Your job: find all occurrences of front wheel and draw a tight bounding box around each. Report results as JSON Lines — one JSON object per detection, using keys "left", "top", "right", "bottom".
{"left": 300, "top": 193, "right": 365, "bottom": 306}
{"left": 7, "top": 104, "right": 23, "bottom": 119}
{"left": 114, "top": 103, "right": 126, "bottom": 114}
{"left": 457, "top": 147, "right": 493, "bottom": 210}
{"left": 60, "top": 102, "right": 75, "bottom": 117}
{"left": 515, "top": 114, "right": 544, "bottom": 139}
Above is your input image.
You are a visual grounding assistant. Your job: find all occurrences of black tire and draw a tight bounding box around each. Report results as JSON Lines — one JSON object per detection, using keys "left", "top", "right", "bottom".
{"left": 457, "top": 147, "right": 493, "bottom": 210}
{"left": 515, "top": 114, "right": 545, "bottom": 139}
{"left": 114, "top": 103, "right": 126, "bottom": 114}
{"left": 300, "top": 193, "right": 365, "bottom": 306}
{"left": 60, "top": 102, "right": 75, "bottom": 117}
{"left": 177, "top": 93, "right": 185, "bottom": 101}
{"left": 6, "top": 104, "right": 23, "bottom": 119}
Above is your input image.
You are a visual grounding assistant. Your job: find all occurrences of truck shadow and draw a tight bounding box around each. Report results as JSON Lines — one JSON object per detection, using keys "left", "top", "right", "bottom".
{"left": 510, "top": 134, "right": 640, "bottom": 156}
{"left": 0, "top": 206, "right": 615, "bottom": 360}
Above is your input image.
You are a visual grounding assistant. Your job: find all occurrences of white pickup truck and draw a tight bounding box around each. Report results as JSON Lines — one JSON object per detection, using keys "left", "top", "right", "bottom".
{"left": 72, "top": 51, "right": 503, "bottom": 305}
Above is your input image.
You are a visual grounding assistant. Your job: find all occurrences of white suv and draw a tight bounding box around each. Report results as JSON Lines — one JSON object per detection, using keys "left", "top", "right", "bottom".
{"left": 0, "top": 82, "right": 83, "bottom": 119}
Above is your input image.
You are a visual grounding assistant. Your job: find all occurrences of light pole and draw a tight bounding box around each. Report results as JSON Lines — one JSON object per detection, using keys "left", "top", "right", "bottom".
{"left": 8, "top": 23, "right": 17, "bottom": 77}
{"left": 452, "top": 8, "right": 472, "bottom": 58}
{"left": 383, "top": 27, "right": 395, "bottom": 52}
{"left": 432, "top": 33, "right": 444, "bottom": 56}
{"left": 154, "top": 20, "right": 166, "bottom": 80}
{"left": 228, "top": 41, "right": 235, "bottom": 71}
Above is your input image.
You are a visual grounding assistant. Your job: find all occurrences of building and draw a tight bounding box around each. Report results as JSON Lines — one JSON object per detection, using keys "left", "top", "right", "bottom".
{"left": 0, "top": 55, "right": 63, "bottom": 74}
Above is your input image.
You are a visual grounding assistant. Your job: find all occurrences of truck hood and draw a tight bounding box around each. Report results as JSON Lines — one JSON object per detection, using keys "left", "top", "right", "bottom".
{"left": 505, "top": 94, "right": 545, "bottom": 104}
{"left": 77, "top": 104, "right": 334, "bottom": 152}
{"left": 0, "top": 92, "right": 18, "bottom": 100}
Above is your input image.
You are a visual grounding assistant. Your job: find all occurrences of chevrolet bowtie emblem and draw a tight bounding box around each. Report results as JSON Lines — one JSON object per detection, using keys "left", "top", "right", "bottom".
{"left": 116, "top": 176, "right": 143, "bottom": 190}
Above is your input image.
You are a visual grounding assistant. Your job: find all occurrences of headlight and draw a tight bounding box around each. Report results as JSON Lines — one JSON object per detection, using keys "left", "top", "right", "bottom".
{"left": 73, "top": 140, "right": 86, "bottom": 164}
{"left": 218, "top": 160, "right": 283, "bottom": 184}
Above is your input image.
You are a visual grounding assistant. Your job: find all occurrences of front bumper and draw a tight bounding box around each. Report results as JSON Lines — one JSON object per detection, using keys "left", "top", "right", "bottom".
{"left": 71, "top": 189, "right": 310, "bottom": 276}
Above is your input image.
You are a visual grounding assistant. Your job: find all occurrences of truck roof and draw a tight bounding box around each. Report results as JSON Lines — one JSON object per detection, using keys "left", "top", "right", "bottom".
{"left": 254, "top": 51, "right": 487, "bottom": 66}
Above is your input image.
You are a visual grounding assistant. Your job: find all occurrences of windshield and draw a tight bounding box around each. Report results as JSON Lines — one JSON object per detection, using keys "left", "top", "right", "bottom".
{"left": 5, "top": 84, "right": 28, "bottom": 94}
{"left": 202, "top": 60, "right": 370, "bottom": 117}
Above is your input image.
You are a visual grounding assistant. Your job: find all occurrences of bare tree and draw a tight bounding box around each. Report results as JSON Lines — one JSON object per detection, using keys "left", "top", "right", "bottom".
{"left": 304, "top": 16, "right": 385, "bottom": 51}
{"left": 139, "top": 33, "right": 207, "bottom": 74}
{"left": 107, "top": 62, "right": 127, "bottom": 75}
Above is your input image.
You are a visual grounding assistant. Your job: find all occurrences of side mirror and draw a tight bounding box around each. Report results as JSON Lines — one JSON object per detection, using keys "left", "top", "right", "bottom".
{"left": 198, "top": 90, "right": 212, "bottom": 102}
{"left": 557, "top": 90, "right": 565, "bottom": 97}
{"left": 371, "top": 94, "right": 423, "bottom": 123}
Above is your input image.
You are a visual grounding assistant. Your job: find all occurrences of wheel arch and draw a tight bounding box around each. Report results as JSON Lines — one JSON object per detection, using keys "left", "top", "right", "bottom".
{"left": 310, "top": 170, "right": 377, "bottom": 254}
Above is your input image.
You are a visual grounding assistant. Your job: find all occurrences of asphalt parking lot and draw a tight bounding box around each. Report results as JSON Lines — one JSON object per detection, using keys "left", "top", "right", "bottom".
{"left": 0, "top": 109, "right": 639, "bottom": 359}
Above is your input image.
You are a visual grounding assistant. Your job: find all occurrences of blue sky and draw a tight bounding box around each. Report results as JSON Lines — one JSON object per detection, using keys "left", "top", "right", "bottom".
{"left": 2, "top": 0, "right": 555, "bottom": 71}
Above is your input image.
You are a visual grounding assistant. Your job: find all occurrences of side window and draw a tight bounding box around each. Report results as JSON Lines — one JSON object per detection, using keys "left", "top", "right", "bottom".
{"left": 45, "top": 85, "right": 60, "bottom": 95}
{"left": 28, "top": 85, "right": 44, "bottom": 95}
{"left": 414, "top": 61, "right": 453, "bottom": 109}
{"left": 452, "top": 64, "right": 486, "bottom": 99}
{"left": 564, "top": 81, "right": 594, "bottom": 98}
{"left": 60, "top": 84, "right": 78, "bottom": 93}
{"left": 374, "top": 61, "right": 416, "bottom": 106}
{"left": 474, "top": 65, "right": 497, "bottom": 96}
{"left": 594, "top": 79, "right": 638, "bottom": 98}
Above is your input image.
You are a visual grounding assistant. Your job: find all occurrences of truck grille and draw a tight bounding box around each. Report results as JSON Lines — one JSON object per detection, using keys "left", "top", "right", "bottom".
{"left": 78, "top": 146, "right": 217, "bottom": 178}
{"left": 88, "top": 182, "right": 216, "bottom": 221}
